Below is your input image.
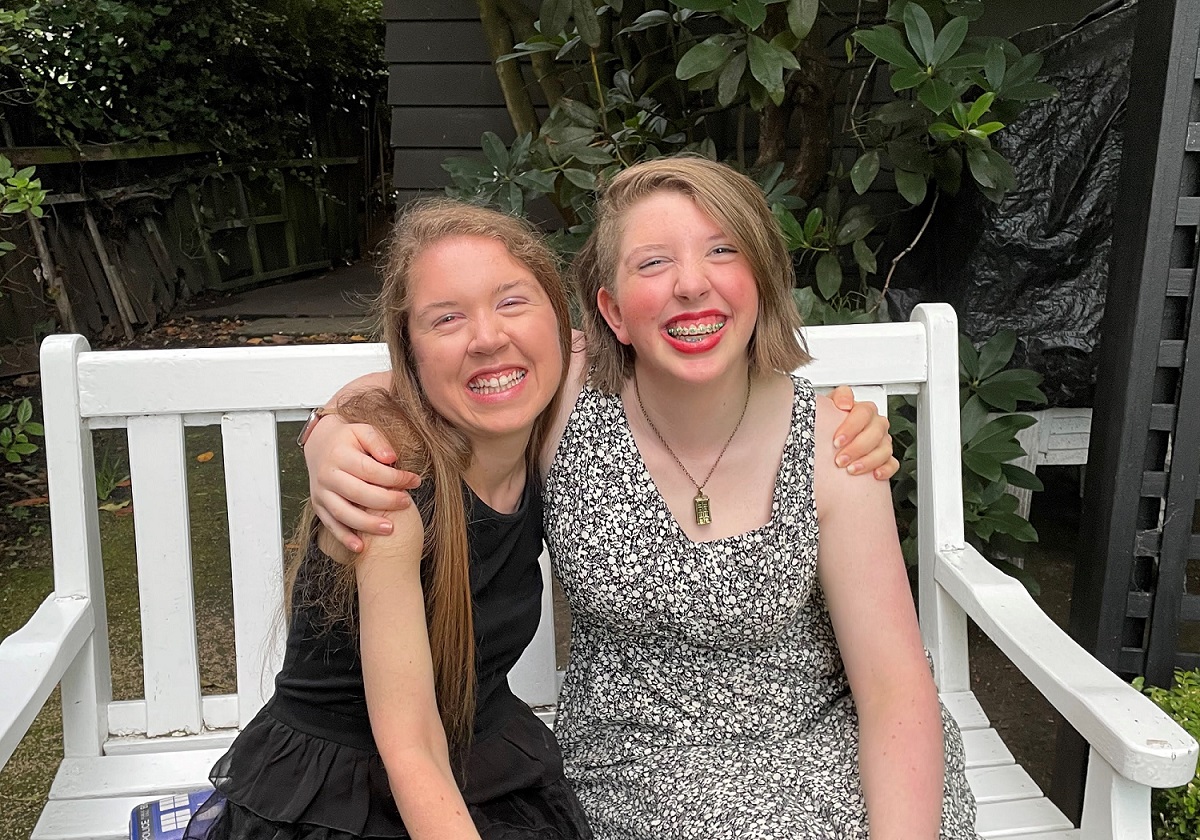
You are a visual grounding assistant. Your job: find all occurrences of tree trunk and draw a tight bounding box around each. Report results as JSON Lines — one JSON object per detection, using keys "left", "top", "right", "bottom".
{"left": 787, "top": 39, "right": 833, "bottom": 202}
{"left": 477, "top": 0, "right": 540, "bottom": 137}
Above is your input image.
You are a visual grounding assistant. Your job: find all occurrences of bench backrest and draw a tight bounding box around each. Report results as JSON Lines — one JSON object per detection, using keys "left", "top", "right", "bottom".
{"left": 40, "top": 303, "right": 964, "bottom": 758}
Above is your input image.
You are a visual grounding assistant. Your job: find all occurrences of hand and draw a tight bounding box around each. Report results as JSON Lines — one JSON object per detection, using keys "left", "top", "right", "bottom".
{"left": 304, "top": 413, "right": 422, "bottom": 553}
{"left": 828, "top": 385, "right": 898, "bottom": 480}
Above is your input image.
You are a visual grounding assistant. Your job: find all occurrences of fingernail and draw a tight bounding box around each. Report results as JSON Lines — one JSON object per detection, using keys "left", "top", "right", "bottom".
{"left": 835, "top": 455, "right": 850, "bottom": 468}
{"left": 847, "top": 463, "right": 861, "bottom": 474}
{"left": 379, "top": 522, "right": 393, "bottom": 534}
{"left": 834, "top": 435, "right": 847, "bottom": 448}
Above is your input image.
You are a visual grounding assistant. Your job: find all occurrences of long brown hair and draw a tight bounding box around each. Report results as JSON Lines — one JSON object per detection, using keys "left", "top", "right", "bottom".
{"left": 284, "top": 198, "right": 572, "bottom": 755}
{"left": 574, "top": 155, "right": 810, "bottom": 394}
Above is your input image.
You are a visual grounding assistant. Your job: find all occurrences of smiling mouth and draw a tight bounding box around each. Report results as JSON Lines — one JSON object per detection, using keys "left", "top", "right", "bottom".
{"left": 468, "top": 369, "right": 527, "bottom": 395}
{"left": 666, "top": 320, "right": 726, "bottom": 342}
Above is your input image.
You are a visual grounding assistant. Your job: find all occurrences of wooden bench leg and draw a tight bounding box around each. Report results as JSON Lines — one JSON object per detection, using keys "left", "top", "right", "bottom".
{"left": 1079, "top": 747, "right": 1152, "bottom": 840}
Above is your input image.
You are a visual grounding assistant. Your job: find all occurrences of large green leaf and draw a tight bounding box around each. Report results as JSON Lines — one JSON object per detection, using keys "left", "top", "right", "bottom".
{"left": 902, "top": 3, "right": 936, "bottom": 65}
{"left": 733, "top": 0, "right": 767, "bottom": 29}
{"left": 852, "top": 238, "right": 876, "bottom": 274}
{"left": 746, "top": 33, "right": 785, "bottom": 95}
{"left": 815, "top": 252, "right": 843, "bottom": 298}
{"left": 959, "top": 393, "right": 988, "bottom": 441}
{"left": 929, "top": 14, "right": 968, "bottom": 67}
{"left": 984, "top": 43, "right": 1006, "bottom": 89}
{"left": 850, "top": 150, "right": 880, "bottom": 195}
{"left": 540, "top": 0, "right": 573, "bottom": 37}
{"left": 481, "top": 132, "right": 510, "bottom": 171}
{"left": 891, "top": 67, "right": 928, "bottom": 92}
{"left": 977, "top": 329, "right": 1016, "bottom": 378}
{"left": 619, "top": 9, "right": 672, "bottom": 35}
{"left": 1001, "top": 463, "right": 1044, "bottom": 491}
{"left": 573, "top": 0, "right": 602, "bottom": 47}
{"left": 962, "top": 450, "right": 1003, "bottom": 481}
{"left": 853, "top": 26, "right": 920, "bottom": 71}
{"left": 917, "top": 77, "right": 955, "bottom": 114}
{"left": 787, "top": 0, "right": 818, "bottom": 39}
{"left": 894, "top": 168, "right": 927, "bottom": 205}
{"left": 717, "top": 50, "right": 748, "bottom": 106}
{"left": 677, "top": 38, "right": 735, "bottom": 80}
{"left": 835, "top": 213, "right": 874, "bottom": 246}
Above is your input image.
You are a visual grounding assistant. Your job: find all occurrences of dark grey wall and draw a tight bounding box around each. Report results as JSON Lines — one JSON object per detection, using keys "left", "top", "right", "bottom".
{"left": 384, "top": 0, "right": 515, "bottom": 205}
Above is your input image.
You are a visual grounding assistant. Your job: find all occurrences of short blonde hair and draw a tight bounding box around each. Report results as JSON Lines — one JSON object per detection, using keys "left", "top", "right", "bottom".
{"left": 574, "top": 156, "right": 809, "bottom": 393}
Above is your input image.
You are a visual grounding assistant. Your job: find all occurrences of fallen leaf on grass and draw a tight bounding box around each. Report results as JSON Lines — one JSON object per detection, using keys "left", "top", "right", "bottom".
{"left": 246, "top": 337, "right": 264, "bottom": 345}
{"left": 99, "top": 500, "right": 131, "bottom": 512}
{"left": 196, "top": 451, "right": 215, "bottom": 463}
{"left": 9, "top": 496, "right": 48, "bottom": 507}
{"left": 349, "top": 334, "right": 367, "bottom": 342}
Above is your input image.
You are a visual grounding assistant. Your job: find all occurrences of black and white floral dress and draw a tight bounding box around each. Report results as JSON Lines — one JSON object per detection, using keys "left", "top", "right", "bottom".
{"left": 543, "top": 376, "right": 979, "bottom": 839}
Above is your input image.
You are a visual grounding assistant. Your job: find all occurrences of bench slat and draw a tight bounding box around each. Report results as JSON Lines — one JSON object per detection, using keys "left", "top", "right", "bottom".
{"left": 34, "top": 796, "right": 162, "bottom": 840}
{"left": 942, "top": 690, "right": 990, "bottom": 731}
{"left": 50, "top": 750, "right": 223, "bottom": 800}
{"left": 221, "top": 412, "right": 287, "bottom": 726}
{"left": 966, "top": 763, "right": 1042, "bottom": 803}
{"left": 962, "top": 727, "right": 1015, "bottom": 769}
{"left": 128, "top": 414, "right": 203, "bottom": 737}
{"left": 977, "top": 796, "right": 1074, "bottom": 837}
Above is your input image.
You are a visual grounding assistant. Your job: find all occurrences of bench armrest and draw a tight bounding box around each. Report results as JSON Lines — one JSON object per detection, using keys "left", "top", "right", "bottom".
{"left": 935, "top": 545, "right": 1198, "bottom": 789}
{"left": 0, "top": 594, "right": 94, "bottom": 770}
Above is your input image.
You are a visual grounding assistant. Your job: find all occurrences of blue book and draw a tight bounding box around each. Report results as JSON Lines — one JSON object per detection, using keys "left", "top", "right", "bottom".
{"left": 129, "top": 790, "right": 216, "bottom": 840}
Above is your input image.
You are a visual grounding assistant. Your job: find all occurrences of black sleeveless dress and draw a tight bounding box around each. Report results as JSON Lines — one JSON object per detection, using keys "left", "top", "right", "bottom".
{"left": 186, "top": 478, "right": 592, "bottom": 840}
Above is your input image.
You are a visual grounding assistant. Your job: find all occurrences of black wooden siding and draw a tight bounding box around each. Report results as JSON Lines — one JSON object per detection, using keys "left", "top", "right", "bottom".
{"left": 384, "top": 0, "right": 516, "bottom": 204}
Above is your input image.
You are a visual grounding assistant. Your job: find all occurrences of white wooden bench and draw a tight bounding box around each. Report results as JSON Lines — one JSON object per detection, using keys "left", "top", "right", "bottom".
{"left": 0, "top": 303, "right": 1193, "bottom": 840}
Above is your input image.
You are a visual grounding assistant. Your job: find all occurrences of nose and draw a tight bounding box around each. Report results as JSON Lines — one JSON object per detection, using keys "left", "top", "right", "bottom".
{"left": 673, "top": 258, "right": 711, "bottom": 301}
{"left": 468, "top": 313, "right": 510, "bottom": 355}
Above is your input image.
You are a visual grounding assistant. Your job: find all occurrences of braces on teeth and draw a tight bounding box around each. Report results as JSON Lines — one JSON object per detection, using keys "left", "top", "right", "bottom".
{"left": 469, "top": 370, "right": 526, "bottom": 394}
{"left": 667, "top": 321, "right": 725, "bottom": 338}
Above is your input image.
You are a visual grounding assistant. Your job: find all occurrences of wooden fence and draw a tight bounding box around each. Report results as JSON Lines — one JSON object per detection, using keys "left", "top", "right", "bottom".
{"left": 0, "top": 144, "right": 369, "bottom": 371}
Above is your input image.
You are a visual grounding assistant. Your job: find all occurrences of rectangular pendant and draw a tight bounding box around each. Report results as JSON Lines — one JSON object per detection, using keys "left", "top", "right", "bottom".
{"left": 693, "top": 492, "right": 711, "bottom": 526}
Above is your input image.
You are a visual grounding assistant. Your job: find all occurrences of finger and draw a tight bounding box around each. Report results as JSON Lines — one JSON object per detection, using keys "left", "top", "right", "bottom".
{"left": 310, "top": 500, "right": 364, "bottom": 553}
{"left": 874, "top": 456, "right": 901, "bottom": 481}
{"left": 320, "top": 488, "right": 395, "bottom": 536}
{"left": 828, "top": 384, "right": 856, "bottom": 412}
{"left": 325, "top": 466, "right": 413, "bottom": 513}
{"left": 351, "top": 424, "right": 398, "bottom": 465}
{"left": 833, "top": 402, "right": 883, "bottom": 458}
{"left": 848, "top": 432, "right": 896, "bottom": 476}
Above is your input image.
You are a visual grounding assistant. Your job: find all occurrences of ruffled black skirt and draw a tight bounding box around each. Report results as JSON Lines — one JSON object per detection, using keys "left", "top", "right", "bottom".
{"left": 184, "top": 697, "right": 592, "bottom": 840}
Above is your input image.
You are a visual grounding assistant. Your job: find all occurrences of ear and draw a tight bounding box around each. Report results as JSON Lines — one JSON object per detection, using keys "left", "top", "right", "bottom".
{"left": 596, "top": 286, "right": 632, "bottom": 346}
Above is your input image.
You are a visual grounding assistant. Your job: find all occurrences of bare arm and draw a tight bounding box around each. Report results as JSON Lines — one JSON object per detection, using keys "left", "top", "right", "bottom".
{"left": 353, "top": 507, "right": 482, "bottom": 840}
{"left": 305, "top": 371, "right": 421, "bottom": 552}
{"left": 813, "top": 395, "right": 943, "bottom": 840}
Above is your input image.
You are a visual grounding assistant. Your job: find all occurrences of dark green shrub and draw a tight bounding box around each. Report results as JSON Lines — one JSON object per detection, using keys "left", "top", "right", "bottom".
{"left": 1134, "top": 669, "right": 1200, "bottom": 840}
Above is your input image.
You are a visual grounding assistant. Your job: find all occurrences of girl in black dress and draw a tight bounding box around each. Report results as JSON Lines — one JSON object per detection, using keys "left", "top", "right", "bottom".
{"left": 185, "top": 199, "right": 591, "bottom": 840}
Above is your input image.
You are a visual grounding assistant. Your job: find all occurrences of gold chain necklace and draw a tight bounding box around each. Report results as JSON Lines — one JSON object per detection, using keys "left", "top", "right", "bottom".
{"left": 633, "top": 374, "right": 752, "bottom": 526}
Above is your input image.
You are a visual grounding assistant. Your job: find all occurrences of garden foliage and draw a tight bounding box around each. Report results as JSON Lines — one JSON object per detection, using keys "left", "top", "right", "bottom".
{"left": 0, "top": 0, "right": 386, "bottom": 158}
{"left": 1134, "top": 670, "right": 1200, "bottom": 840}
{"left": 0, "top": 397, "right": 43, "bottom": 465}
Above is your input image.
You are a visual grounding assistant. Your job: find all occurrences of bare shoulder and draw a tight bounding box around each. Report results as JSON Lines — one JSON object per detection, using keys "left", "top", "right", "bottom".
{"left": 812, "top": 393, "right": 876, "bottom": 516}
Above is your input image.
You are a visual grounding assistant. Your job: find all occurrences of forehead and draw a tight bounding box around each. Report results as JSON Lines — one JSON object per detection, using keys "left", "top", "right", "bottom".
{"left": 617, "top": 190, "right": 727, "bottom": 247}
{"left": 407, "top": 235, "right": 540, "bottom": 301}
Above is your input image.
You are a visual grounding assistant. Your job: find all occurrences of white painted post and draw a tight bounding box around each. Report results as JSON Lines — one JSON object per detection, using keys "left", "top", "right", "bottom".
{"left": 127, "top": 414, "right": 203, "bottom": 736}
{"left": 912, "top": 304, "right": 971, "bottom": 693}
{"left": 1080, "top": 746, "right": 1152, "bottom": 839}
{"left": 40, "top": 335, "right": 111, "bottom": 757}
{"left": 221, "top": 412, "right": 287, "bottom": 725}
